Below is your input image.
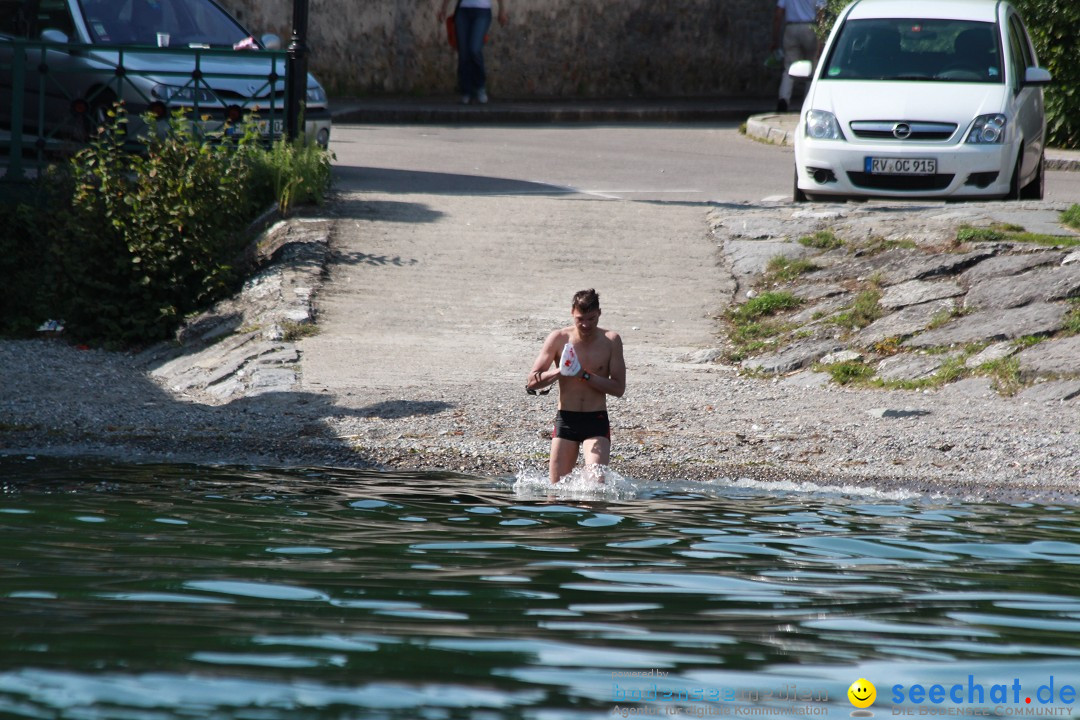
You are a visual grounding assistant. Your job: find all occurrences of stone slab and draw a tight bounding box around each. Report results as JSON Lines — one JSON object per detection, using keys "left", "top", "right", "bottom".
{"left": 820, "top": 350, "right": 863, "bottom": 365}
{"left": 965, "top": 265, "right": 1080, "bottom": 310}
{"left": 790, "top": 295, "right": 850, "bottom": 325}
{"left": 903, "top": 303, "right": 1069, "bottom": 349}
{"left": 1017, "top": 380, "right": 1080, "bottom": 403}
{"left": 875, "top": 354, "right": 944, "bottom": 381}
{"left": 964, "top": 341, "right": 1017, "bottom": 369}
{"left": 936, "top": 377, "right": 997, "bottom": 400}
{"left": 1016, "top": 335, "right": 1080, "bottom": 380}
{"left": 780, "top": 370, "right": 832, "bottom": 388}
{"left": 724, "top": 239, "right": 813, "bottom": 281}
{"left": 866, "top": 407, "right": 932, "bottom": 419}
{"left": 959, "top": 251, "right": 1064, "bottom": 285}
{"left": 854, "top": 299, "right": 956, "bottom": 348}
{"left": 880, "top": 279, "right": 964, "bottom": 309}
{"left": 792, "top": 283, "right": 848, "bottom": 302}
{"left": 741, "top": 339, "right": 845, "bottom": 375}
{"left": 248, "top": 368, "right": 297, "bottom": 392}
{"left": 882, "top": 249, "right": 996, "bottom": 284}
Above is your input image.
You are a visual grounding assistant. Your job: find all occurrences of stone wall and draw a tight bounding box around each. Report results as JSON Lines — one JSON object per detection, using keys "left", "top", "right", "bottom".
{"left": 219, "top": 0, "right": 777, "bottom": 99}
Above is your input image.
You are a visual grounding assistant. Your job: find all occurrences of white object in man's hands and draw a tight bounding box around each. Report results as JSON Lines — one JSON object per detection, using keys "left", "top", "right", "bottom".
{"left": 559, "top": 343, "right": 581, "bottom": 376}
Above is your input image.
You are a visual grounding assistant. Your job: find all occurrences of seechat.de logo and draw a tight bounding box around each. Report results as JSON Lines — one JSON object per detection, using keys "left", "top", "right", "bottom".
{"left": 849, "top": 678, "right": 877, "bottom": 717}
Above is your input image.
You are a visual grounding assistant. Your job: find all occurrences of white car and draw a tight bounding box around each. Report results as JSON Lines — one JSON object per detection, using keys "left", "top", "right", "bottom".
{"left": 791, "top": 0, "right": 1051, "bottom": 202}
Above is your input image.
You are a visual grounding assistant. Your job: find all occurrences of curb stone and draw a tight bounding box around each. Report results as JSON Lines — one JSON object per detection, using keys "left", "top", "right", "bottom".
{"left": 139, "top": 216, "right": 333, "bottom": 404}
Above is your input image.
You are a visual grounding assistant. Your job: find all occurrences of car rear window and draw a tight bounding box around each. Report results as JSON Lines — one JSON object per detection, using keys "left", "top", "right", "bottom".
{"left": 822, "top": 18, "right": 1003, "bottom": 83}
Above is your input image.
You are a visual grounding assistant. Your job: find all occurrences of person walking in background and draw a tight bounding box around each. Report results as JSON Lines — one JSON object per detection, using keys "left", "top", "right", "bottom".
{"left": 437, "top": 0, "right": 509, "bottom": 105}
{"left": 772, "top": 0, "right": 825, "bottom": 112}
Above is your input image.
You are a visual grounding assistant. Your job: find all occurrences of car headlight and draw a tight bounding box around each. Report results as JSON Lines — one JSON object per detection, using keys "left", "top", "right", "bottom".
{"left": 151, "top": 84, "right": 218, "bottom": 104}
{"left": 306, "top": 86, "right": 327, "bottom": 105}
{"left": 805, "top": 110, "right": 844, "bottom": 141}
{"left": 966, "top": 114, "right": 1007, "bottom": 144}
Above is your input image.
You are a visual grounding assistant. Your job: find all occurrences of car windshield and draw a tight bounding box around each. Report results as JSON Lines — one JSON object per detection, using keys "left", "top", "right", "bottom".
{"left": 76, "top": 0, "right": 250, "bottom": 47}
{"left": 822, "top": 18, "right": 1003, "bottom": 83}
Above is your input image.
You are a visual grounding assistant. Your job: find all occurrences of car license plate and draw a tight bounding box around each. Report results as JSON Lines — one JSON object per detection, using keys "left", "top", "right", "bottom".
{"left": 865, "top": 157, "right": 937, "bottom": 175}
{"left": 256, "top": 118, "right": 284, "bottom": 136}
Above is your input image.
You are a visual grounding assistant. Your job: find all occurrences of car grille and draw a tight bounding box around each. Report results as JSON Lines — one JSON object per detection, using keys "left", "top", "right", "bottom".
{"left": 847, "top": 172, "right": 955, "bottom": 191}
{"left": 849, "top": 121, "right": 958, "bottom": 142}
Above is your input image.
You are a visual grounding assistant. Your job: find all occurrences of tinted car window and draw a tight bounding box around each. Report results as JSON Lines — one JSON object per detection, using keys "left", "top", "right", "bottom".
{"left": 77, "top": 0, "right": 248, "bottom": 46}
{"left": 822, "top": 18, "right": 1003, "bottom": 83}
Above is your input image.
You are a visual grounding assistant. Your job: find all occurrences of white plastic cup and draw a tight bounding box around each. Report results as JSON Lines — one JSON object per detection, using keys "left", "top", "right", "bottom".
{"left": 156, "top": 32, "right": 170, "bottom": 47}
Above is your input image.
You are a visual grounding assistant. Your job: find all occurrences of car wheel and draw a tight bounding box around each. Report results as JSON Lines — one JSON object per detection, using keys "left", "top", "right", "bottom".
{"left": 1020, "top": 152, "right": 1045, "bottom": 200}
{"left": 1006, "top": 150, "right": 1024, "bottom": 201}
{"left": 793, "top": 169, "right": 809, "bottom": 203}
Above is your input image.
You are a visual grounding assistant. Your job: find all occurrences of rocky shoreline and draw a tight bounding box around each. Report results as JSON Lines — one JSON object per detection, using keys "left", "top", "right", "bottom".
{"left": 1, "top": 200, "right": 1078, "bottom": 504}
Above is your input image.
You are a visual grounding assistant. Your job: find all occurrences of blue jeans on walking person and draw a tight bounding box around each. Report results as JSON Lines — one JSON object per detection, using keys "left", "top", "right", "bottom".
{"left": 455, "top": 7, "right": 492, "bottom": 96}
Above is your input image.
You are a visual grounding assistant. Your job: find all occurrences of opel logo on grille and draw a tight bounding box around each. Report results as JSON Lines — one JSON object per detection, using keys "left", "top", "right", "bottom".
{"left": 892, "top": 123, "right": 913, "bottom": 139}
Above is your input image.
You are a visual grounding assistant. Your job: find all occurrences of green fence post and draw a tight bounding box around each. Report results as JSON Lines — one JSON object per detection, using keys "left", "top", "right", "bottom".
{"left": 8, "top": 38, "right": 26, "bottom": 181}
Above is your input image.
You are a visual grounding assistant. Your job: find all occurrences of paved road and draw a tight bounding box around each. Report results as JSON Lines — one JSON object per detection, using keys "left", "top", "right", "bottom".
{"left": 298, "top": 123, "right": 782, "bottom": 397}
{"left": 298, "top": 122, "right": 1078, "bottom": 400}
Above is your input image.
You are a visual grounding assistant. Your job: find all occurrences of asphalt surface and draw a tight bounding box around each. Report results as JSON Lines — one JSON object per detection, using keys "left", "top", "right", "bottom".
{"left": 329, "top": 96, "right": 1080, "bottom": 171}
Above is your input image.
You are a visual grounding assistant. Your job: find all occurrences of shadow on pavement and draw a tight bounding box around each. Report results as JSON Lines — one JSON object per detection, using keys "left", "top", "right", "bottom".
{"left": 334, "top": 166, "right": 576, "bottom": 197}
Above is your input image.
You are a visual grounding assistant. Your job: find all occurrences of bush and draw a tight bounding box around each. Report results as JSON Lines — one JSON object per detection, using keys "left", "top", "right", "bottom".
{"left": 0, "top": 106, "right": 334, "bottom": 346}
{"left": 54, "top": 108, "right": 261, "bottom": 344}
{"left": 1012, "top": 0, "right": 1080, "bottom": 149}
{"left": 247, "top": 134, "right": 334, "bottom": 215}
{"left": 729, "top": 291, "right": 802, "bottom": 324}
{"left": 819, "top": 0, "right": 1080, "bottom": 149}
{"left": 1064, "top": 205, "right": 1080, "bottom": 231}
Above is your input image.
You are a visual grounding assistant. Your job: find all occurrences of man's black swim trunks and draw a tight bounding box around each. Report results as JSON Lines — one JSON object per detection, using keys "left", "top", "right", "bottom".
{"left": 552, "top": 410, "right": 610, "bottom": 443}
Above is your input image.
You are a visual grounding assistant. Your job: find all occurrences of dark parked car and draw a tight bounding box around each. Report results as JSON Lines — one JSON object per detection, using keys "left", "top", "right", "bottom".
{"left": 0, "top": 0, "right": 331, "bottom": 147}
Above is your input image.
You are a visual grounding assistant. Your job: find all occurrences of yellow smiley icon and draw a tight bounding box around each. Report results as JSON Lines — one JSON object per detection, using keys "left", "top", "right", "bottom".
{"left": 848, "top": 678, "right": 877, "bottom": 709}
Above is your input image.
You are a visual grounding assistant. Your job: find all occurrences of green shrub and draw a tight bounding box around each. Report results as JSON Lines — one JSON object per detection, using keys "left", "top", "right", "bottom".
{"left": 246, "top": 133, "right": 334, "bottom": 215}
{"left": 957, "top": 223, "right": 1080, "bottom": 247}
{"left": 766, "top": 255, "right": 819, "bottom": 283}
{"left": 823, "top": 360, "right": 875, "bottom": 385}
{"left": 829, "top": 289, "right": 882, "bottom": 330}
{"left": 1064, "top": 301, "right": 1080, "bottom": 336}
{"left": 798, "top": 230, "right": 844, "bottom": 250}
{"left": 1064, "top": 205, "right": 1080, "bottom": 231}
{"left": 53, "top": 108, "right": 259, "bottom": 344}
{"left": 729, "top": 291, "right": 803, "bottom": 324}
{"left": 0, "top": 105, "right": 335, "bottom": 346}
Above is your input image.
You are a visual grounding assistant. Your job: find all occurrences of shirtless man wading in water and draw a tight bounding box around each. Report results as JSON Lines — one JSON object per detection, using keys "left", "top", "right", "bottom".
{"left": 525, "top": 289, "right": 626, "bottom": 484}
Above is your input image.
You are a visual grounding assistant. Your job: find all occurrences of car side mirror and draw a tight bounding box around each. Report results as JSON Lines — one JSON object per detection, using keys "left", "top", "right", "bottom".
{"left": 1024, "top": 67, "right": 1051, "bottom": 86}
{"left": 40, "top": 28, "right": 69, "bottom": 44}
{"left": 261, "top": 33, "right": 282, "bottom": 50}
{"left": 788, "top": 60, "right": 813, "bottom": 79}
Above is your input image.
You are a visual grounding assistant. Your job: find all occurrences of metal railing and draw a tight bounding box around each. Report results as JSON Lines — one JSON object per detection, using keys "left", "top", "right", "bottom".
{"left": 1, "top": 39, "right": 292, "bottom": 185}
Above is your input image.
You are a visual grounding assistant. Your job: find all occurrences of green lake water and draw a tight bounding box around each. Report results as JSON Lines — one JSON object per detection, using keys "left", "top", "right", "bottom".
{"left": 4, "top": 456, "right": 1080, "bottom": 719}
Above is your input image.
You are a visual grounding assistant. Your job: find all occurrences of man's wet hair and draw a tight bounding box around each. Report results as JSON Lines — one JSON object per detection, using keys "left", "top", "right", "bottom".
{"left": 572, "top": 289, "right": 600, "bottom": 314}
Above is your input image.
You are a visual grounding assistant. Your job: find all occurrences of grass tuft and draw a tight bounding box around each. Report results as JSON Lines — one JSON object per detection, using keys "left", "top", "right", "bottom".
{"left": 798, "top": 230, "right": 844, "bottom": 250}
